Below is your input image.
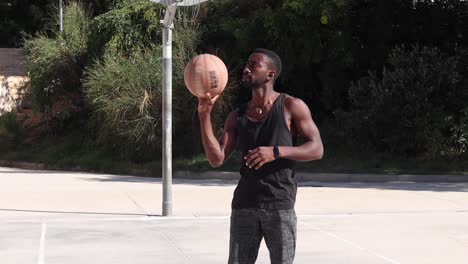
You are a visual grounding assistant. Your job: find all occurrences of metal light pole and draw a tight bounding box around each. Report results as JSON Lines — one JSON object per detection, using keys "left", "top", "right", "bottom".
{"left": 149, "top": 0, "right": 209, "bottom": 216}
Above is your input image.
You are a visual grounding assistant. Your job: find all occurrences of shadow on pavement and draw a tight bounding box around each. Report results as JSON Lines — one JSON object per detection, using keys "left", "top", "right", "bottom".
{"left": 300, "top": 182, "right": 468, "bottom": 192}
{"left": 80, "top": 176, "right": 238, "bottom": 186}
{"left": 82, "top": 175, "right": 468, "bottom": 191}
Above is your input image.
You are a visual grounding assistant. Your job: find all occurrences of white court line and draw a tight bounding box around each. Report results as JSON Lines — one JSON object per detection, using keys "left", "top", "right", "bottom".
{"left": 299, "top": 220, "right": 401, "bottom": 264}
{"left": 38, "top": 221, "right": 46, "bottom": 264}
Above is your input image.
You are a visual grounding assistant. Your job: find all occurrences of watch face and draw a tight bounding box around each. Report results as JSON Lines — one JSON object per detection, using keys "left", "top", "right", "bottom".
{"left": 274, "top": 146, "right": 280, "bottom": 158}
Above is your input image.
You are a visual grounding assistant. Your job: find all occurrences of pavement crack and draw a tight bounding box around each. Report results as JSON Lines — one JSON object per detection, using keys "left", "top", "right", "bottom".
{"left": 161, "top": 231, "right": 192, "bottom": 264}
{"left": 125, "top": 192, "right": 150, "bottom": 216}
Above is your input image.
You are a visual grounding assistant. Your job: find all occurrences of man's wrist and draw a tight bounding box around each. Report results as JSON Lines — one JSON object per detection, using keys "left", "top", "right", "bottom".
{"left": 273, "top": 145, "right": 280, "bottom": 159}
{"left": 198, "top": 111, "right": 211, "bottom": 118}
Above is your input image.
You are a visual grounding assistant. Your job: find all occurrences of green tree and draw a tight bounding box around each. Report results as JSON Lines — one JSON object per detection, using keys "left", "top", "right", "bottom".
{"left": 200, "top": 0, "right": 349, "bottom": 119}
{"left": 0, "top": 0, "right": 116, "bottom": 47}
{"left": 24, "top": 2, "right": 92, "bottom": 110}
{"left": 84, "top": 0, "right": 230, "bottom": 159}
{"left": 338, "top": 45, "right": 468, "bottom": 158}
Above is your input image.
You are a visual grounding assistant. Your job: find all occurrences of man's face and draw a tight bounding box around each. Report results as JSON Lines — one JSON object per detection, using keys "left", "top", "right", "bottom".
{"left": 242, "top": 53, "right": 275, "bottom": 88}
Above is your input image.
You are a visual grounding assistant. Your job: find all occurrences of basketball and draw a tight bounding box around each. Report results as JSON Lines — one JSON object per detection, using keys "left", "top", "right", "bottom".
{"left": 184, "top": 54, "right": 228, "bottom": 98}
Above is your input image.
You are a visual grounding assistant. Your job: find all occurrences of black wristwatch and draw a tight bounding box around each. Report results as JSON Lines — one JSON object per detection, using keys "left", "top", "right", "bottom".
{"left": 273, "top": 146, "right": 280, "bottom": 159}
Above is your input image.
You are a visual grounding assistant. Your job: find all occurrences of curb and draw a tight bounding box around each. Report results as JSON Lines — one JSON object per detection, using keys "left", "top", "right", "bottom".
{"left": 176, "top": 171, "right": 468, "bottom": 183}
{"left": 1, "top": 160, "right": 468, "bottom": 182}
{"left": 0, "top": 160, "right": 48, "bottom": 170}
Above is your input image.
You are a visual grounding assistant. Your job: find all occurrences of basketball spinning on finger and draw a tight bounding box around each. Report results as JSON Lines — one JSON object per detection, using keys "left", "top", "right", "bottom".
{"left": 184, "top": 54, "right": 228, "bottom": 98}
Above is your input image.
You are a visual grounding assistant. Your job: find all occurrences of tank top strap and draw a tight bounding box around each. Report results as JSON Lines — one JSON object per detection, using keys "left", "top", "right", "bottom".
{"left": 277, "top": 93, "right": 285, "bottom": 112}
{"left": 236, "top": 103, "right": 248, "bottom": 126}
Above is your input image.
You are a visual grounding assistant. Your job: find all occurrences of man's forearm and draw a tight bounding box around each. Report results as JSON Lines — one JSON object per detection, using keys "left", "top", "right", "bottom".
{"left": 278, "top": 141, "right": 323, "bottom": 161}
{"left": 199, "top": 113, "right": 224, "bottom": 167}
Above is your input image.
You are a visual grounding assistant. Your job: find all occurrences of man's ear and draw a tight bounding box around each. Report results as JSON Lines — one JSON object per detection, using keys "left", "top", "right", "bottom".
{"left": 266, "top": 71, "right": 275, "bottom": 81}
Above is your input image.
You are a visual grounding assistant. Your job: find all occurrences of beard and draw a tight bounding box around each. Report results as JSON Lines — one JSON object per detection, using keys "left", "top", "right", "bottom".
{"left": 242, "top": 75, "right": 263, "bottom": 89}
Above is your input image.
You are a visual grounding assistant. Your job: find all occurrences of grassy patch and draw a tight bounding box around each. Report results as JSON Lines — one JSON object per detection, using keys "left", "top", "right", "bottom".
{"left": 293, "top": 146, "right": 468, "bottom": 175}
{"left": 1, "top": 131, "right": 467, "bottom": 176}
{"left": 172, "top": 147, "right": 468, "bottom": 175}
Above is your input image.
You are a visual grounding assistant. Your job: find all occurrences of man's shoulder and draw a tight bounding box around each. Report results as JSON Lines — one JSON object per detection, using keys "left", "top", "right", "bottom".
{"left": 283, "top": 94, "right": 306, "bottom": 109}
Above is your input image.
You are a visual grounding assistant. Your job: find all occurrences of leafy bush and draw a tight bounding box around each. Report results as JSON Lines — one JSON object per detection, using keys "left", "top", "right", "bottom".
{"left": 24, "top": 35, "right": 62, "bottom": 109}
{"left": 200, "top": 0, "right": 350, "bottom": 116}
{"left": 24, "top": 2, "right": 91, "bottom": 110}
{"left": 89, "top": 0, "right": 164, "bottom": 57}
{"left": 84, "top": 48, "right": 163, "bottom": 146}
{"left": 84, "top": 1, "right": 230, "bottom": 158}
{"left": 0, "top": 0, "right": 55, "bottom": 48}
{"left": 0, "top": 112, "right": 22, "bottom": 149}
{"left": 60, "top": 2, "right": 91, "bottom": 54}
{"left": 337, "top": 45, "right": 468, "bottom": 158}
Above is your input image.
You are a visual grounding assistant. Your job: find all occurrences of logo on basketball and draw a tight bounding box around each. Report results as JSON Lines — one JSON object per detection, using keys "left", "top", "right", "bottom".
{"left": 209, "top": 71, "right": 218, "bottom": 89}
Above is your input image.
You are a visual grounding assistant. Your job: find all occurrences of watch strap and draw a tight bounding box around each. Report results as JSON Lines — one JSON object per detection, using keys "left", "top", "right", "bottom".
{"left": 273, "top": 146, "right": 280, "bottom": 159}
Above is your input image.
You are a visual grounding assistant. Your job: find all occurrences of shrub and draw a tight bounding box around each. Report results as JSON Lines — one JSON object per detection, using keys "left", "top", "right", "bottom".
{"left": 89, "top": 0, "right": 164, "bottom": 57}
{"left": 0, "top": 112, "right": 22, "bottom": 149}
{"left": 84, "top": 48, "right": 163, "bottom": 147}
{"left": 337, "top": 45, "right": 468, "bottom": 158}
{"left": 84, "top": 2, "right": 236, "bottom": 159}
{"left": 24, "top": 2, "right": 91, "bottom": 110}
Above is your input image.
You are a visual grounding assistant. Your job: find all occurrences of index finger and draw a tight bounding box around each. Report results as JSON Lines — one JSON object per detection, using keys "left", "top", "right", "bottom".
{"left": 199, "top": 92, "right": 212, "bottom": 99}
{"left": 244, "top": 148, "right": 259, "bottom": 159}
{"left": 210, "top": 94, "right": 220, "bottom": 102}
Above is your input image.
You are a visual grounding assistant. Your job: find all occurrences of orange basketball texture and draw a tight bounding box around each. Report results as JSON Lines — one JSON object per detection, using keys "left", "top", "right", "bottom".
{"left": 184, "top": 54, "right": 228, "bottom": 98}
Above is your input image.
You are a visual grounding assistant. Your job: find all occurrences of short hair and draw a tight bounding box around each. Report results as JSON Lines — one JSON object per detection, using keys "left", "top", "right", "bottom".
{"left": 254, "top": 48, "right": 282, "bottom": 79}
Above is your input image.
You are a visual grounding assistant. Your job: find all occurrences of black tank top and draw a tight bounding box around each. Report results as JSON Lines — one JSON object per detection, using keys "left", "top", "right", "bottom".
{"left": 233, "top": 93, "right": 297, "bottom": 210}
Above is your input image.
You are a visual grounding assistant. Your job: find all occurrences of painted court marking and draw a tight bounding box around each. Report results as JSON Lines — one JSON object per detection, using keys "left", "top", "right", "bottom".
{"left": 38, "top": 221, "right": 46, "bottom": 264}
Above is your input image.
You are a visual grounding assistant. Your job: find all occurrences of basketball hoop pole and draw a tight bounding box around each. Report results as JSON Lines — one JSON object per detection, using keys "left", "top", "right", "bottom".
{"left": 161, "top": 24, "right": 173, "bottom": 216}
{"left": 150, "top": 0, "right": 209, "bottom": 217}
{"left": 161, "top": 6, "right": 175, "bottom": 217}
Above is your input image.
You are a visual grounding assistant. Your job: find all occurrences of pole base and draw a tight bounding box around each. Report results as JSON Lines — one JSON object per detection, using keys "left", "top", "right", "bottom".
{"left": 162, "top": 202, "right": 172, "bottom": 216}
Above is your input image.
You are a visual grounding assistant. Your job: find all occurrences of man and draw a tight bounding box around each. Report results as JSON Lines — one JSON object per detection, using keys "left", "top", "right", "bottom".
{"left": 197, "top": 48, "right": 323, "bottom": 264}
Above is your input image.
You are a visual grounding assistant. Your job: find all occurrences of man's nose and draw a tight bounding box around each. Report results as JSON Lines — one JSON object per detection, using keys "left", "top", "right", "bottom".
{"left": 243, "top": 67, "right": 251, "bottom": 74}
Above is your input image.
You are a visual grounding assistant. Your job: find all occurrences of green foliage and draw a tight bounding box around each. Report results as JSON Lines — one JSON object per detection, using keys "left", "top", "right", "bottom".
{"left": 89, "top": 0, "right": 164, "bottom": 57}
{"left": 201, "top": 0, "right": 468, "bottom": 161}
{"left": 84, "top": 48, "right": 163, "bottom": 147}
{"left": 0, "top": 112, "right": 21, "bottom": 149}
{"left": 0, "top": 0, "right": 117, "bottom": 47}
{"left": 0, "top": 0, "right": 54, "bottom": 47}
{"left": 201, "top": 0, "right": 350, "bottom": 113}
{"left": 10, "top": 0, "right": 468, "bottom": 170}
{"left": 24, "top": 2, "right": 91, "bottom": 110}
{"left": 60, "top": 2, "right": 92, "bottom": 54}
{"left": 23, "top": 35, "right": 61, "bottom": 109}
{"left": 201, "top": 0, "right": 468, "bottom": 117}
{"left": 83, "top": 4, "right": 217, "bottom": 158}
{"left": 338, "top": 45, "right": 468, "bottom": 157}
{"left": 320, "top": 0, "right": 468, "bottom": 115}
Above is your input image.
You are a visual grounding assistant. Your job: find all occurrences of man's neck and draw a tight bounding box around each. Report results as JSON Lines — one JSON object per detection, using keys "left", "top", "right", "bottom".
{"left": 251, "top": 85, "right": 278, "bottom": 107}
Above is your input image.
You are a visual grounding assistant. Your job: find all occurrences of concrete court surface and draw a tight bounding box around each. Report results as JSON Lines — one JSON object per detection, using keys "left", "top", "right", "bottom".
{"left": 1, "top": 166, "right": 468, "bottom": 264}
